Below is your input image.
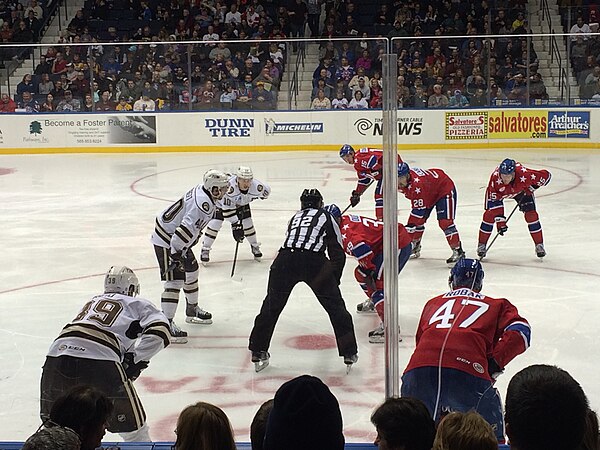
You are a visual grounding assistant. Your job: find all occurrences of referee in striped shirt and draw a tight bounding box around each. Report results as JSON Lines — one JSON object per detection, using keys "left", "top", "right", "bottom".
{"left": 249, "top": 188, "right": 358, "bottom": 371}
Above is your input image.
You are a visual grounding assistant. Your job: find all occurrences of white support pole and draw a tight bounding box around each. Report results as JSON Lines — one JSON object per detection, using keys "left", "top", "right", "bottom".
{"left": 382, "top": 52, "right": 399, "bottom": 399}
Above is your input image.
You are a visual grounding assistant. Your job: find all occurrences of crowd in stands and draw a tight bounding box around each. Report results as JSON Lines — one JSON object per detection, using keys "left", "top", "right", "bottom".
{"left": 23, "top": 366, "right": 599, "bottom": 450}
{"left": 309, "top": 0, "right": 553, "bottom": 110}
{"left": 4, "top": 0, "right": 600, "bottom": 111}
{"left": 560, "top": 7, "right": 600, "bottom": 100}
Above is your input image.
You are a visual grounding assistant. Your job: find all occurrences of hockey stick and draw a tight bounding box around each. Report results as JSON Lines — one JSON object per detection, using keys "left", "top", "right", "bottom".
{"left": 480, "top": 202, "right": 520, "bottom": 260}
{"left": 231, "top": 240, "right": 240, "bottom": 278}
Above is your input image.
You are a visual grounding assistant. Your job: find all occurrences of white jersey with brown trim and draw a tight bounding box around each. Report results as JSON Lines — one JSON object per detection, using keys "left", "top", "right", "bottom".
{"left": 219, "top": 176, "right": 270, "bottom": 211}
{"left": 151, "top": 184, "right": 217, "bottom": 253}
{"left": 47, "top": 293, "right": 170, "bottom": 363}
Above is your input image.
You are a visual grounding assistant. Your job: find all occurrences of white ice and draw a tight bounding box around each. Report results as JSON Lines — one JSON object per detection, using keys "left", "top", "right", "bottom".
{"left": 0, "top": 149, "right": 598, "bottom": 443}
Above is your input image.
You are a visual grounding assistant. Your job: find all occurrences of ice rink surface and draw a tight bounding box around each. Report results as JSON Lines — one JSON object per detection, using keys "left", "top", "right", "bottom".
{"left": 1, "top": 148, "right": 599, "bottom": 443}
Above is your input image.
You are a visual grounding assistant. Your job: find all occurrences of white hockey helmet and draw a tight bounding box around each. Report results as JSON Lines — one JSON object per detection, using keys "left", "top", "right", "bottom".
{"left": 203, "top": 169, "right": 229, "bottom": 199}
{"left": 104, "top": 266, "right": 140, "bottom": 297}
{"left": 236, "top": 165, "right": 253, "bottom": 180}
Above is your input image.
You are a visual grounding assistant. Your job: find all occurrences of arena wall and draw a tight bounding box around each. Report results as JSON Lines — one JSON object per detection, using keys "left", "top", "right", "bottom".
{"left": 0, "top": 108, "right": 596, "bottom": 154}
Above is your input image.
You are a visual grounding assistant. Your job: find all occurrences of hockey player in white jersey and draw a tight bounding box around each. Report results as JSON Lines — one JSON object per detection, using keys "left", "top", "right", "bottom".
{"left": 40, "top": 266, "right": 171, "bottom": 443}
{"left": 151, "top": 169, "right": 229, "bottom": 342}
{"left": 200, "top": 166, "right": 271, "bottom": 263}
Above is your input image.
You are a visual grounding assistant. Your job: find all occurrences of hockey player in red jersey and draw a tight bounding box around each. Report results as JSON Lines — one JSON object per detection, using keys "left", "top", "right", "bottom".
{"left": 478, "top": 158, "right": 551, "bottom": 258}
{"left": 401, "top": 258, "right": 531, "bottom": 441}
{"left": 339, "top": 144, "right": 402, "bottom": 220}
{"left": 324, "top": 204, "right": 413, "bottom": 343}
{"left": 397, "top": 162, "right": 465, "bottom": 264}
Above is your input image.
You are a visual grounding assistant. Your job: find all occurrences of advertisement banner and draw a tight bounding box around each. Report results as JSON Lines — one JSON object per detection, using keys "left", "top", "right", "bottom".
{"left": 547, "top": 111, "right": 590, "bottom": 138}
{"left": 488, "top": 111, "right": 547, "bottom": 139}
{"left": 445, "top": 111, "right": 488, "bottom": 140}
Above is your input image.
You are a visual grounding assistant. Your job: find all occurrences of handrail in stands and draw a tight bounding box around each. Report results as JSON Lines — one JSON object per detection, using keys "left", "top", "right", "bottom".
{"left": 287, "top": 39, "right": 305, "bottom": 110}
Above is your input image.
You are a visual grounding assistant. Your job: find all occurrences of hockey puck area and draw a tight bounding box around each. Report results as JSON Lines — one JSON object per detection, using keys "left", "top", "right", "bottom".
{"left": 285, "top": 334, "right": 337, "bottom": 350}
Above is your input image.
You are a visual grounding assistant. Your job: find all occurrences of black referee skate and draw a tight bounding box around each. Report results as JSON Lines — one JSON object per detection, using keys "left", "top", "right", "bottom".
{"left": 185, "top": 303, "right": 213, "bottom": 324}
{"left": 252, "top": 351, "right": 270, "bottom": 372}
{"left": 344, "top": 354, "right": 358, "bottom": 374}
{"left": 168, "top": 320, "right": 188, "bottom": 344}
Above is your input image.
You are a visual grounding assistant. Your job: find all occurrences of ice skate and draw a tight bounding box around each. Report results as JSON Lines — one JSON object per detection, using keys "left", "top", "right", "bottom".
{"left": 168, "top": 320, "right": 188, "bottom": 344}
{"left": 185, "top": 303, "right": 213, "bottom": 324}
{"left": 368, "top": 324, "right": 403, "bottom": 344}
{"left": 535, "top": 243, "right": 546, "bottom": 258}
{"left": 410, "top": 240, "right": 421, "bottom": 259}
{"left": 476, "top": 243, "right": 487, "bottom": 259}
{"left": 251, "top": 243, "right": 262, "bottom": 261}
{"left": 252, "top": 351, "right": 270, "bottom": 372}
{"left": 356, "top": 299, "right": 376, "bottom": 314}
{"left": 446, "top": 245, "right": 466, "bottom": 265}
{"left": 343, "top": 354, "right": 358, "bottom": 374}
{"left": 200, "top": 247, "right": 210, "bottom": 265}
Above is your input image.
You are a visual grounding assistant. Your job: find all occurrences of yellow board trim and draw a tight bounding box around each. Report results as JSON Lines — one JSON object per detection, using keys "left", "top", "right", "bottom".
{"left": 1, "top": 141, "right": 600, "bottom": 154}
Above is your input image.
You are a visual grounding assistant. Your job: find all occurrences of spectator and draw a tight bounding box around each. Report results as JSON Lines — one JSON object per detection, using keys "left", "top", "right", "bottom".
{"left": 174, "top": 402, "right": 236, "bottom": 450}
{"left": 202, "top": 25, "right": 219, "bottom": 44}
{"left": 82, "top": 93, "right": 94, "bottom": 112}
{"left": 195, "top": 80, "right": 218, "bottom": 109}
{"left": 55, "top": 90, "right": 81, "bottom": 112}
{"left": 95, "top": 90, "right": 115, "bottom": 111}
{"left": 371, "top": 397, "right": 436, "bottom": 450}
{"left": 225, "top": 3, "right": 242, "bottom": 25}
{"left": 52, "top": 52, "right": 68, "bottom": 75}
{"left": 369, "top": 78, "right": 383, "bottom": 108}
{"left": 348, "top": 67, "right": 370, "bottom": 91}
{"left": 119, "top": 79, "right": 142, "bottom": 104}
{"left": 220, "top": 84, "right": 237, "bottom": 109}
{"left": 250, "top": 399, "right": 274, "bottom": 450}
{"left": 0, "top": 93, "right": 17, "bottom": 112}
{"left": 335, "top": 57, "right": 355, "bottom": 87}
{"left": 264, "top": 375, "right": 344, "bottom": 450}
{"left": 24, "top": 10, "right": 42, "bottom": 38}
{"left": 505, "top": 365, "right": 589, "bottom": 450}
{"left": 17, "top": 91, "right": 40, "bottom": 112}
{"left": 312, "top": 78, "right": 332, "bottom": 100}
{"left": 288, "top": 0, "right": 308, "bottom": 52}
{"left": 489, "top": 82, "right": 507, "bottom": 105}
{"left": 209, "top": 42, "right": 232, "bottom": 61}
{"left": 433, "top": 411, "right": 497, "bottom": 450}
{"left": 43, "top": 385, "right": 113, "bottom": 450}
{"left": 428, "top": 84, "right": 449, "bottom": 108}
{"left": 580, "top": 408, "right": 600, "bottom": 450}
{"left": 50, "top": 80, "right": 65, "bottom": 100}
{"left": 254, "top": 66, "right": 279, "bottom": 91}
{"left": 17, "top": 74, "right": 36, "bottom": 97}
{"left": 34, "top": 56, "right": 52, "bottom": 76}
{"left": 38, "top": 73, "right": 54, "bottom": 95}
{"left": 449, "top": 89, "right": 469, "bottom": 107}
{"left": 348, "top": 90, "right": 368, "bottom": 109}
{"left": 351, "top": 76, "right": 370, "bottom": 100}
{"left": 355, "top": 49, "right": 373, "bottom": 74}
{"left": 12, "top": 20, "right": 35, "bottom": 42}
{"left": 311, "top": 89, "right": 332, "bottom": 109}
{"left": 116, "top": 96, "right": 133, "bottom": 111}
{"left": 411, "top": 86, "right": 429, "bottom": 108}
{"left": 332, "top": 89, "right": 349, "bottom": 109}
{"left": 133, "top": 90, "right": 156, "bottom": 111}
{"left": 570, "top": 16, "right": 591, "bottom": 42}
{"left": 506, "top": 73, "right": 527, "bottom": 103}
{"left": 251, "top": 81, "right": 274, "bottom": 109}
{"left": 470, "top": 88, "right": 488, "bottom": 107}
{"left": 68, "top": 9, "right": 86, "bottom": 35}
{"left": 22, "top": 425, "right": 80, "bottom": 450}
{"left": 529, "top": 73, "right": 549, "bottom": 101}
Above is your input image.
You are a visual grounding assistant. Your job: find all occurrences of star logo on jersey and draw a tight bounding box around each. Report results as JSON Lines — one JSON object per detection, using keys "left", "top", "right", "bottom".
{"left": 201, "top": 202, "right": 210, "bottom": 212}
{"left": 343, "top": 224, "right": 350, "bottom": 230}
{"left": 413, "top": 177, "right": 420, "bottom": 183}
{"left": 520, "top": 176, "right": 526, "bottom": 182}
{"left": 520, "top": 167, "right": 527, "bottom": 173}
{"left": 415, "top": 187, "right": 421, "bottom": 194}
{"left": 530, "top": 174, "right": 537, "bottom": 180}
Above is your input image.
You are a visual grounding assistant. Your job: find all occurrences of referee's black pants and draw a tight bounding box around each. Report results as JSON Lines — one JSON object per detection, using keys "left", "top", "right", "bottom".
{"left": 249, "top": 248, "right": 358, "bottom": 357}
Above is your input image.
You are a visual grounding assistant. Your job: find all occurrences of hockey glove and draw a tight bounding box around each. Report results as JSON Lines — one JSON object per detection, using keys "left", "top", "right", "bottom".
{"left": 350, "top": 190, "right": 361, "bottom": 207}
{"left": 123, "top": 352, "right": 149, "bottom": 381}
{"left": 487, "top": 357, "right": 504, "bottom": 381}
{"left": 162, "top": 252, "right": 184, "bottom": 276}
{"left": 495, "top": 216, "right": 508, "bottom": 235}
{"left": 231, "top": 222, "right": 245, "bottom": 243}
{"left": 528, "top": 184, "right": 540, "bottom": 193}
